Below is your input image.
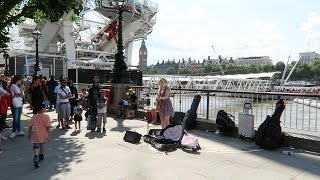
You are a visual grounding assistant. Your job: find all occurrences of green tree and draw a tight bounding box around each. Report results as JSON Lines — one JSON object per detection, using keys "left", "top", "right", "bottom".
{"left": 0, "top": 0, "right": 83, "bottom": 49}
{"left": 297, "top": 63, "right": 313, "bottom": 79}
{"left": 311, "top": 61, "right": 320, "bottom": 79}
{"left": 275, "top": 61, "right": 285, "bottom": 72}
{"left": 203, "top": 65, "right": 213, "bottom": 74}
{"left": 166, "top": 67, "right": 176, "bottom": 74}
{"left": 147, "top": 68, "right": 158, "bottom": 74}
{"left": 178, "top": 67, "right": 192, "bottom": 75}
{"left": 248, "top": 64, "right": 258, "bottom": 73}
{"left": 261, "top": 64, "right": 274, "bottom": 72}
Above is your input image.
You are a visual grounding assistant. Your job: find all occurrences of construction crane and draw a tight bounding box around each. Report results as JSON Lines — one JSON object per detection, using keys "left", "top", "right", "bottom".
{"left": 211, "top": 45, "right": 225, "bottom": 75}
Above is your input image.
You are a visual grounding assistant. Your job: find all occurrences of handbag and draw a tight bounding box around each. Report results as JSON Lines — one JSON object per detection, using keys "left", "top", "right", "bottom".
{"left": 12, "top": 97, "right": 23, "bottom": 108}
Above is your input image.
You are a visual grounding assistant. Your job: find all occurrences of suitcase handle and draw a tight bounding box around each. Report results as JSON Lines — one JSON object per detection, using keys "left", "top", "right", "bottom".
{"left": 243, "top": 103, "right": 252, "bottom": 114}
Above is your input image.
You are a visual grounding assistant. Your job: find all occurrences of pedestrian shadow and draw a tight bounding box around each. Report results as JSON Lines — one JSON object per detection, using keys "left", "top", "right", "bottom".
{"left": 70, "top": 130, "right": 81, "bottom": 136}
{"left": 51, "top": 128, "right": 68, "bottom": 137}
{"left": 0, "top": 123, "right": 86, "bottom": 180}
{"left": 110, "top": 119, "right": 131, "bottom": 132}
{"left": 85, "top": 130, "right": 107, "bottom": 139}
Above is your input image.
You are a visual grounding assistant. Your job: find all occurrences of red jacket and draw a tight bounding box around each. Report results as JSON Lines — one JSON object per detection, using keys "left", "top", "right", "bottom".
{"left": 0, "top": 93, "right": 12, "bottom": 114}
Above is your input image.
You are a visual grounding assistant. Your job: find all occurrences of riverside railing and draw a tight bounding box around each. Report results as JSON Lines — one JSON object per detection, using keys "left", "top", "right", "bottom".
{"left": 130, "top": 86, "right": 320, "bottom": 137}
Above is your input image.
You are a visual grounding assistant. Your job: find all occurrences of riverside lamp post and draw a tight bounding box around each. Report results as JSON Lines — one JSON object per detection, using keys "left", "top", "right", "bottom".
{"left": 3, "top": 53, "right": 9, "bottom": 76}
{"left": 32, "top": 29, "right": 41, "bottom": 76}
{"left": 112, "top": 0, "right": 128, "bottom": 83}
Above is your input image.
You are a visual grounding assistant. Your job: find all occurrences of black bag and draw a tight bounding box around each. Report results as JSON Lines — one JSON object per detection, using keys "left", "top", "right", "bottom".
{"left": 216, "top": 110, "right": 235, "bottom": 132}
{"left": 255, "top": 100, "right": 285, "bottom": 149}
{"left": 170, "top": 112, "right": 185, "bottom": 125}
{"left": 123, "top": 131, "right": 142, "bottom": 144}
{"left": 184, "top": 111, "right": 197, "bottom": 130}
{"left": 183, "top": 95, "right": 201, "bottom": 130}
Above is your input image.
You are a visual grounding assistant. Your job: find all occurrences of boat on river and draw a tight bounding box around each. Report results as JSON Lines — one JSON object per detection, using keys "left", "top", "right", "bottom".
{"left": 292, "top": 98, "right": 320, "bottom": 108}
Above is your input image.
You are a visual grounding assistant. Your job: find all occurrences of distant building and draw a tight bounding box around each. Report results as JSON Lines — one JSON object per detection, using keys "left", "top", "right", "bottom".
{"left": 203, "top": 56, "right": 219, "bottom": 66}
{"left": 235, "top": 56, "right": 272, "bottom": 65}
{"left": 299, "top": 52, "right": 320, "bottom": 64}
{"left": 138, "top": 39, "right": 147, "bottom": 72}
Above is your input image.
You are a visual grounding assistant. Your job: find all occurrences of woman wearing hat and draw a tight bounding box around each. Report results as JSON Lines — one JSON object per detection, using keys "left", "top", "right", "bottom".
{"left": 156, "top": 78, "right": 174, "bottom": 129}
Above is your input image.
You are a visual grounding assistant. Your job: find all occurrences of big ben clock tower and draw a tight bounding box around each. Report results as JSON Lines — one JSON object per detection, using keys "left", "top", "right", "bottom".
{"left": 139, "top": 39, "right": 147, "bottom": 72}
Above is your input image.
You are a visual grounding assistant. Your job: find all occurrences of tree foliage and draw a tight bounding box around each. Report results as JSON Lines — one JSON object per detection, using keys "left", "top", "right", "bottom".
{"left": 0, "top": 0, "right": 83, "bottom": 49}
{"left": 166, "top": 67, "right": 176, "bottom": 74}
{"left": 148, "top": 60, "right": 320, "bottom": 82}
{"left": 275, "top": 61, "right": 285, "bottom": 72}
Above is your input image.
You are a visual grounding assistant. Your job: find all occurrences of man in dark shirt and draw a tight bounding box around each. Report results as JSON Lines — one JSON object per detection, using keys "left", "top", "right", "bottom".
{"left": 0, "top": 74, "right": 8, "bottom": 90}
{"left": 29, "top": 76, "right": 45, "bottom": 110}
{"left": 46, "top": 76, "right": 58, "bottom": 110}
{"left": 88, "top": 77, "right": 101, "bottom": 115}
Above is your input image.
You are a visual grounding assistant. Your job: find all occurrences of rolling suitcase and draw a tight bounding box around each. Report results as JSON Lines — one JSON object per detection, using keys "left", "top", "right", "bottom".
{"left": 238, "top": 103, "right": 255, "bottom": 138}
{"left": 86, "top": 108, "right": 97, "bottom": 130}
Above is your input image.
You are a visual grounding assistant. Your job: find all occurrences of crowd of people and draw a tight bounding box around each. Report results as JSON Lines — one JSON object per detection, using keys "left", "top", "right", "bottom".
{"left": 0, "top": 74, "right": 175, "bottom": 168}
{"left": 274, "top": 87, "right": 320, "bottom": 94}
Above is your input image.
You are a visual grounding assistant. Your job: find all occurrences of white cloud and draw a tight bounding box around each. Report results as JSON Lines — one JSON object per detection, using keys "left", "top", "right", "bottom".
{"left": 131, "top": 1, "right": 320, "bottom": 66}
{"left": 297, "top": 11, "right": 320, "bottom": 53}
{"left": 298, "top": 12, "right": 320, "bottom": 32}
{"left": 131, "top": 1, "right": 285, "bottom": 65}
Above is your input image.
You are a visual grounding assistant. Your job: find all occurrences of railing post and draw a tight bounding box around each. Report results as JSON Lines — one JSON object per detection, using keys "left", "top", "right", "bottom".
{"left": 206, "top": 92, "right": 209, "bottom": 120}
{"left": 179, "top": 85, "right": 182, "bottom": 112}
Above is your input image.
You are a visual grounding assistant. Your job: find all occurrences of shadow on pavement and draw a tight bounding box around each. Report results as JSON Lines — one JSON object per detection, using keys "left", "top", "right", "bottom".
{"left": 110, "top": 119, "right": 131, "bottom": 132}
{"left": 85, "top": 130, "right": 107, "bottom": 139}
{"left": 189, "top": 129, "right": 320, "bottom": 177}
{"left": 0, "top": 126, "right": 85, "bottom": 180}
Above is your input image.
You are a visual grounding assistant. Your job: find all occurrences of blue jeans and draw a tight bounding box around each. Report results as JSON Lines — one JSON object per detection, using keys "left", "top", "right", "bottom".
{"left": 12, "top": 107, "right": 22, "bottom": 133}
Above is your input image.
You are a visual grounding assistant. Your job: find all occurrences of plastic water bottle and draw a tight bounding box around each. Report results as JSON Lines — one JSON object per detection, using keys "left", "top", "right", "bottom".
{"left": 282, "top": 151, "right": 294, "bottom": 156}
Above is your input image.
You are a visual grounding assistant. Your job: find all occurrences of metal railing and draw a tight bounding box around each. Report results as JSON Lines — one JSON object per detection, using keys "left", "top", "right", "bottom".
{"left": 130, "top": 86, "right": 320, "bottom": 137}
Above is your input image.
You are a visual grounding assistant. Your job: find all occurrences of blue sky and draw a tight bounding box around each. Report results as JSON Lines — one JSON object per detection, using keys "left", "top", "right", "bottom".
{"left": 131, "top": 0, "right": 320, "bottom": 65}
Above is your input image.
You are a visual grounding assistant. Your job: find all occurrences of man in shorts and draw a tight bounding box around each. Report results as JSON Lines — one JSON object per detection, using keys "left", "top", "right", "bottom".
{"left": 56, "top": 78, "right": 72, "bottom": 129}
{"left": 54, "top": 81, "right": 61, "bottom": 128}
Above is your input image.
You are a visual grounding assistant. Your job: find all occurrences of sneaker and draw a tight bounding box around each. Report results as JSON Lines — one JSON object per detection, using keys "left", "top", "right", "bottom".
{"left": 39, "top": 154, "right": 44, "bottom": 161}
{"left": 0, "top": 135, "right": 7, "bottom": 140}
{"left": 34, "top": 160, "right": 40, "bottom": 168}
{"left": 56, "top": 125, "right": 60, "bottom": 129}
{"left": 17, "top": 131, "right": 25, "bottom": 136}
{"left": 10, "top": 133, "right": 16, "bottom": 138}
{"left": 96, "top": 128, "right": 101, "bottom": 132}
{"left": 103, "top": 128, "right": 106, "bottom": 132}
{"left": 61, "top": 127, "right": 66, "bottom": 130}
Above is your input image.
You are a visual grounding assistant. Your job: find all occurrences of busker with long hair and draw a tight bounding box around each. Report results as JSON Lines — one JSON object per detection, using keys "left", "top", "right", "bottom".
{"left": 156, "top": 78, "right": 174, "bottom": 129}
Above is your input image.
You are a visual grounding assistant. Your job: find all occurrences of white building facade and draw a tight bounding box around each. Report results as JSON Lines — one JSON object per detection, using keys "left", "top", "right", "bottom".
{"left": 235, "top": 56, "right": 272, "bottom": 65}
{"left": 299, "top": 52, "right": 320, "bottom": 64}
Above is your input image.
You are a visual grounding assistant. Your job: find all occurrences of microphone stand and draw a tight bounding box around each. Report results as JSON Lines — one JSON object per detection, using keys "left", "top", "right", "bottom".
{"left": 138, "top": 83, "right": 158, "bottom": 109}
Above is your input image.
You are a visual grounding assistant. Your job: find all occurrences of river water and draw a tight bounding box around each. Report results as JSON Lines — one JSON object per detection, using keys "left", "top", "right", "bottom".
{"left": 142, "top": 93, "right": 320, "bottom": 136}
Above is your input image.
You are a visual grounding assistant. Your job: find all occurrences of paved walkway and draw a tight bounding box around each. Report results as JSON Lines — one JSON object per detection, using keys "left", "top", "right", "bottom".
{"left": 0, "top": 105, "right": 320, "bottom": 180}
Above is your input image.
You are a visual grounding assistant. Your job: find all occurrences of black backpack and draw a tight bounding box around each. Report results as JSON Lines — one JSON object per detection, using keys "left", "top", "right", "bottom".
{"left": 216, "top": 110, "right": 235, "bottom": 132}
{"left": 255, "top": 100, "right": 285, "bottom": 149}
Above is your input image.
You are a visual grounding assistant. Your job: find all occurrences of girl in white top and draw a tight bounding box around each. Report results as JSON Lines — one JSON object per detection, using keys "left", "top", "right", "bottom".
{"left": 10, "top": 75, "right": 25, "bottom": 138}
{"left": 96, "top": 90, "right": 108, "bottom": 132}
